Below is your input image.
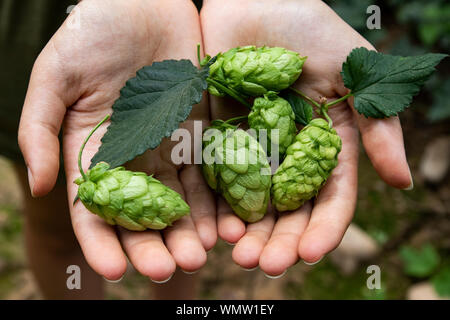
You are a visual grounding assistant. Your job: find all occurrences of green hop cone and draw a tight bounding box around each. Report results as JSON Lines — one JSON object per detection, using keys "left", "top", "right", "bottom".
{"left": 202, "top": 121, "right": 271, "bottom": 222}
{"left": 75, "top": 163, "right": 190, "bottom": 231}
{"left": 74, "top": 116, "right": 189, "bottom": 231}
{"left": 248, "top": 91, "right": 297, "bottom": 156}
{"left": 271, "top": 118, "right": 342, "bottom": 212}
{"left": 208, "top": 46, "right": 306, "bottom": 97}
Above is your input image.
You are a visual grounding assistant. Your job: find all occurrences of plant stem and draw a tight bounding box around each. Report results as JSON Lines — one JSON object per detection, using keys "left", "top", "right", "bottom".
{"left": 324, "top": 93, "right": 353, "bottom": 108}
{"left": 224, "top": 115, "right": 248, "bottom": 125}
{"left": 206, "top": 78, "right": 252, "bottom": 109}
{"left": 289, "top": 87, "right": 353, "bottom": 127}
{"left": 78, "top": 115, "right": 110, "bottom": 181}
{"left": 320, "top": 103, "right": 333, "bottom": 128}
{"left": 289, "top": 87, "right": 321, "bottom": 108}
{"left": 197, "top": 43, "right": 202, "bottom": 66}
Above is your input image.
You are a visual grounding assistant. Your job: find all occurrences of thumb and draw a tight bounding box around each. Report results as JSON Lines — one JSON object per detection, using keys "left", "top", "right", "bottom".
{"left": 18, "top": 55, "right": 72, "bottom": 197}
{"left": 347, "top": 96, "right": 412, "bottom": 189}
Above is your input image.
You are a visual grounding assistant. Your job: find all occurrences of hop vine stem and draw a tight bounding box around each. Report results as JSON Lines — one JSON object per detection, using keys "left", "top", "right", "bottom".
{"left": 206, "top": 78, "right": 252, "bottom": 109}
{"left": 197, "top": 43, "right": 201, "bottom": 66}
{"left": 289, "top": 87, "right": 320, "bottom": 108}
{"left": 289, "top": 87, "right": 353, "bottom": 127}
{"left": 197, "top": 43, "right": 212, "bottom": 67}
{"left": 320, "top": 104, "right": 333, "bottom": 128}
{"left": 224, "top": 115, "right": 248, "bottom": 125}
{"left": 326, "top": 93, "right": 353, "bottom": 107}
{"left": 199, "top": 47, "right": 252, "bottom": 110}
{"left": 78, "top": 115, "right": 110, "bottom": 181}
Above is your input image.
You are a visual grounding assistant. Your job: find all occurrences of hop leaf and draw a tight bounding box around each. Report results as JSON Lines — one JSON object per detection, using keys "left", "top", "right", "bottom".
{"left": 91, "top": 59, "right": 208, "bottom": 168}
{"left": 342, "top": 47, "right": 447, "bottom": 118}
{"left": 280, "top": 90, "right": 313, "bottom": 126}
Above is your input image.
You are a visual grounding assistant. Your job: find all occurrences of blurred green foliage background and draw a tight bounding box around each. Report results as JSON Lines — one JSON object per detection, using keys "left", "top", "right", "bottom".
{"left": 327, "top": 0, "right": 450, "bottom": 122}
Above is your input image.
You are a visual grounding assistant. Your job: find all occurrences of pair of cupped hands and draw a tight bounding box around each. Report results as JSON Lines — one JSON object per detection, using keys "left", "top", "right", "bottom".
{"left": 18, "top": 0, "right": 412, "bottom": 282}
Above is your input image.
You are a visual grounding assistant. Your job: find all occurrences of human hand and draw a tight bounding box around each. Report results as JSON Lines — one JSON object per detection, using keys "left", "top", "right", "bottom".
{"left": 19, "top": 0, "right": 216, "bottom": 281}
{"left": 200, "top": 0, "right": 412, "bottom": 276}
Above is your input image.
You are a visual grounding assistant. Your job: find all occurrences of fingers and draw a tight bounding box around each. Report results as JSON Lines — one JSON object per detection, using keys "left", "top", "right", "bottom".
{"left": 118, "top": 229, "right": 176, "bottom": 282}
{"left": 259, "top": 203, "right": 312, "bottom": 276}
{"left": 298, "top": 116, "right": 360, "bottom": 263}
{"left": 18, "top": 58, "right": 68, "bottom": 197}
{"left": 163, "top": 216, "right": 207, "bottom": 273}
{"left": 348, "top": 97, "right": 412, "bottom": 189}
{"left": 157, "top": 172, "right": 208, "bottom": 273}
{"left": 217, "top": 198, "right": 246, "bottom": 244}
{"left": 180, "top": 165, "right": 217, "bottom": 251}
{"left": 70, "top": 201, "right": 128, "bottom": 281}
{"left": 64, "top": 126, "right": 128, "bottom": 281}
{"left": 232, "top": 208, "right": 276, "bottom": 269}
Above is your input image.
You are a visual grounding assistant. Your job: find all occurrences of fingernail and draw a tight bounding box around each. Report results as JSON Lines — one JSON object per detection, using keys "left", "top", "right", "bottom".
{"left": 103, "top": 275, "right": 124, "bottom": 283}
{"left": 403, "top": 169, "right": 414, "bottom": 190}
{"left": 181, "top": 269, "right": 199, "bottom": 275}
{"left": 241, "top": 266, "right": 258, "bottom": 272}
{"left": 303, "top": 256, "right": 323, "bottom": 266}
{"left": 264, "top": 270, "right": 287, "bottom": 279}
{"left": 151, "top": 274, "right": 173, "bottom": 284}
{"left": 224, "top": 240, "right": 235, "bottom": 246}
{"left": 27, "top": 167, "right": 35, "bottom": 197}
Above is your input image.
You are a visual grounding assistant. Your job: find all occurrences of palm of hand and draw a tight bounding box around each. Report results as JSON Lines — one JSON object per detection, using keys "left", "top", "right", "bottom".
{"left": 200, "top": 0, "right": 411, "bottom": 275}
{"left": 20, "top": 0, "right": 213, "bottom": 281}
{"left": 19, "top": 0, "right": 412, "bottom": 280}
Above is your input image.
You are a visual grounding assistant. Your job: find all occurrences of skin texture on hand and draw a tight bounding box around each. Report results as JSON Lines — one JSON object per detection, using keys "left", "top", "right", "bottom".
{"left": 18, "top": 0, "right": 217, "bottom": 281}
{"left": 201, "top": 0, "right": 412, "bottom": 276}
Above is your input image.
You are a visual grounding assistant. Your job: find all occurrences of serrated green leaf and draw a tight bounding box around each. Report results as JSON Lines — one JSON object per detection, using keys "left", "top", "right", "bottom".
{"left": 341, "top": 47, "right": 447, "bottom": 118}
{"left": 399, "top": 243, "right": 440, "bottom": 278}
{"left": 432, "top": 266, "right": 450, "bottom": 297}
{"left": 90, "top": 59, "right": 208, "bottom": 168}
{"left": 281, "top": 90, "right": 313, "bottom": 126}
